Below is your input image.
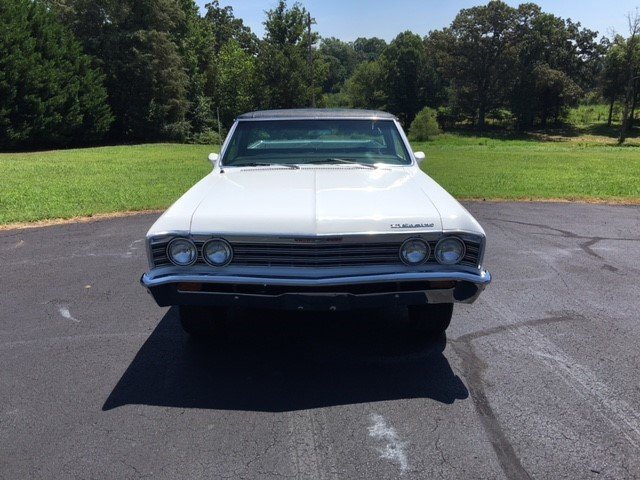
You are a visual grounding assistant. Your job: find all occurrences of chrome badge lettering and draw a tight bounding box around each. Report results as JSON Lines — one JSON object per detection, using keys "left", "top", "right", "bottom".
{"left": 390, "top": 223, "right": 435, "bottom": 229}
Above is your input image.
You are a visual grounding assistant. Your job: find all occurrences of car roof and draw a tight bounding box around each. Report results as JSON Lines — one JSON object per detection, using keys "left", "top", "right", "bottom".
{"left": 236, "top": 109, "right": 398, "bottom": 120}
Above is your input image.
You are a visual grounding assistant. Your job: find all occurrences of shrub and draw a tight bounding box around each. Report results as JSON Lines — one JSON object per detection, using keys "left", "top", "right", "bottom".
{"left": 409, "top": 107, "right": 441, "bottom": 141}
{"left": 191, "top": 129, "right": 224, "bottom": 146}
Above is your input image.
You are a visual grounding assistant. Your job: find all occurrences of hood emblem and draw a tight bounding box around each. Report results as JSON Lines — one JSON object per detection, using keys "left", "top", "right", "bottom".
{"left": 391, "top": 223, "right": 435, "bottom": 229}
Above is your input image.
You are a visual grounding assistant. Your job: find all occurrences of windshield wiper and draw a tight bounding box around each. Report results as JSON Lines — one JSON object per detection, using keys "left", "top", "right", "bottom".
{"left": 230, "top": 162, "right": 299, "bottom": 169}
{"left": 304, "top": 158, "right": 378, "bottom": 169}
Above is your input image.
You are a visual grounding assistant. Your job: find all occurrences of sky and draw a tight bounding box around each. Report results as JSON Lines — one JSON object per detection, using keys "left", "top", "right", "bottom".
{"left": 195, "top": 0, "right": 640, "bottom": 41}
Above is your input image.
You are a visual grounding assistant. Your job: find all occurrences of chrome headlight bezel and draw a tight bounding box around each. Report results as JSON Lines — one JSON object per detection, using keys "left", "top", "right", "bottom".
{"left": 202, "top": 238, "right": 233, "bottom": 267}
{"left": 399, "top": 238, "right": 431, "bottom": 266}
{"left": 166, "top": 238, "right": 198, "bottom": 266}
{"left": 435, "top": 236, "right": 466, "bottom": 265}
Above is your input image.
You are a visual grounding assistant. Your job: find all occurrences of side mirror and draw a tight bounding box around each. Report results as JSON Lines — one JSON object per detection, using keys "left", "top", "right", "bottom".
{"left": 414, "top": 151, "right": 426, "bottom": 164}
{"left": 208, "top": 152, "right": 220, "bottom": 168}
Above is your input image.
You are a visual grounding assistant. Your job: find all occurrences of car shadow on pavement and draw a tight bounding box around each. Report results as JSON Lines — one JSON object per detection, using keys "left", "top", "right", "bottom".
{"left": 103, "top": 307, "right": 468, "bottom": 412}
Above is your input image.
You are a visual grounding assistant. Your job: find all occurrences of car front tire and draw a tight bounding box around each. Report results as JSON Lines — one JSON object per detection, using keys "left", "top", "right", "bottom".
{"left": 178, "top": 305, "right": 227, "bottom": 337}
{"left": 407, "top": 303, "right": 453, "bottom": 338}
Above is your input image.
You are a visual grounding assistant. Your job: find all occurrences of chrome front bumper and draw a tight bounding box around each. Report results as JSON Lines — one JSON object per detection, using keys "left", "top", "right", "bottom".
{"left": 141, "top": 269, "right": 491, "bottom": 311}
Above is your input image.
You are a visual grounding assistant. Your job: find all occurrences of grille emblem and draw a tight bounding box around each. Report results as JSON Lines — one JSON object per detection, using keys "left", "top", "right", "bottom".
{"left": 292, "top": 237, "right": 343, "bottom": 243}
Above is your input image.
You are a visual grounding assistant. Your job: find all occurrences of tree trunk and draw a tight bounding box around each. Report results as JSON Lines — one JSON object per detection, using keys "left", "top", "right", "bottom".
{"left": 618, "top": 82, "right": 633, "bottom": 144}
{"left": 607, "top": 97, "right": 614, "bottom": 127}
{"left": 630, "top": 85, "right": 638, "bottom": 129}
{"left": 477, "top": 103, "right": 486, "bottom": 131}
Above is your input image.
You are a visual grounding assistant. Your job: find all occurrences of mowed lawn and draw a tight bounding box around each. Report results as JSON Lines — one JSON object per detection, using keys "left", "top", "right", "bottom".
{"left": 0, "top": 144, "right": 213, "bottom": 224}
{"left": 1, "top": 136, "right": 639, "bottom": 225}
{"left": 415, "top": 135, "right": 640, "bottom": 202}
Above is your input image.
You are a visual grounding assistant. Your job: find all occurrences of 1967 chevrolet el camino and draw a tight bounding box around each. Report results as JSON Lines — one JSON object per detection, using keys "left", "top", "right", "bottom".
{"left": 141, "top": 109, "right": 491, "bottom": 337}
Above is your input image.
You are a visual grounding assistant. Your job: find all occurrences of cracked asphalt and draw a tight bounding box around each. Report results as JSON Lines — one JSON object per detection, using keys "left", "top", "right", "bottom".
{"left": 1, "top": 202, "right": 639, "bottom": 479}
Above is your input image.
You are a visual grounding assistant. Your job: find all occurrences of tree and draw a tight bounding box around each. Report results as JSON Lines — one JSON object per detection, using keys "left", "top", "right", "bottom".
{"left": 319, "top": 37, "right": 358, "bottom": 93}
{"left": 0, "top": 0, "right": 112, "bottom": 149}
{"left": 381, "top": 31, "right": 430, "bottom": 126}
{"left": 256, "top": 1, "right": 321, "bottom": 109}
{"left": 601, "top": 38, "right": 628, "bottom": 126}
{"left": 618, "top": 10, "right": 640, "bottom": 144}
{"left": 204, "top": 0, "right": 258, "bottom": 55}
{"left": 436, "top": 1, "right": 518, "bottom": 129}
{"left": 214, "top": 40, "right": 257, "bottom": 126}
{"left": 343, "top": 61, "right": 386, "bottom": 110}
{"left": 353, "top": 37, "right": 387, "bottom": 63}
{"left": 531, "top": 64, "right": 582, "bottom": 126}
{"left": 510, "top": 5, "right": 600, "bottom": 128}
{"left": 46, "top": 0, "right": 191, "bottom": 141}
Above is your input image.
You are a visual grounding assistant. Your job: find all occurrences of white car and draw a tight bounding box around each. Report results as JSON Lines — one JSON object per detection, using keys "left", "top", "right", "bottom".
{"left": 141, "top": 109, "right": 491, "bottom": 337}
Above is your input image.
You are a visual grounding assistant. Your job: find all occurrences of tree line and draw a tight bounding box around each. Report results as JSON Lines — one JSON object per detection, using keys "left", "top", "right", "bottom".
{"left": 1, "top": 0, "right": 639, "bottom": 150}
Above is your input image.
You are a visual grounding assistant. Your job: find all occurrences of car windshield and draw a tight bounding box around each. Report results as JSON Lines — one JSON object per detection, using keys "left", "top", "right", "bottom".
{"left": 221, "top": 119, "right": 412, "bottom": 167}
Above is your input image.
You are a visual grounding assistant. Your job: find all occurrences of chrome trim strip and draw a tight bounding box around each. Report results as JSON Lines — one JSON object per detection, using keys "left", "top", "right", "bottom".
{"left": 141, "top": 269, "right": 491, "bottom": 289}
{"left": 234, "top": 116, "right": 397, "bottom": 122}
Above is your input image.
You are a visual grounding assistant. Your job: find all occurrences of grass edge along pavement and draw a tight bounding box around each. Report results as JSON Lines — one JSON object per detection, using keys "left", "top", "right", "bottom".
{"left": 1, "top": 136, "right": 639, "bottom": 227}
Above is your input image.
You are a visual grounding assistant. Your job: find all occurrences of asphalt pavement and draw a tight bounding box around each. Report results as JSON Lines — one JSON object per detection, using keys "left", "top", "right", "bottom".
{"left": 1, "top": 202, "right": 639, "bottom": 479}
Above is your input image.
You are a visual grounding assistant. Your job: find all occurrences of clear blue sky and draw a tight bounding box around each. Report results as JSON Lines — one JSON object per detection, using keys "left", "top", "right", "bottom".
{"left": 196, "top": 0, "right": 639, "bottom": 41}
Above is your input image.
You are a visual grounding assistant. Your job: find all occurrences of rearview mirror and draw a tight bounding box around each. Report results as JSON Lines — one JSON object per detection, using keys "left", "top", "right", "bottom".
{"left": 414, "top": 151, "right": 426, "bottom": 164}
{"left": 208, "top": 152, "right": 219, "bottom": 167}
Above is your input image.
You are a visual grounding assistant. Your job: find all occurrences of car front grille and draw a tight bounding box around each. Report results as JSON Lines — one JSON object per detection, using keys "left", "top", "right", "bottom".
{"left": 150, "top": 237, "right": 482, "bottom": 269}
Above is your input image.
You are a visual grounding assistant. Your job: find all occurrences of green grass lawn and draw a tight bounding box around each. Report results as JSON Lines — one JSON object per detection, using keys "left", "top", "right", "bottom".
{"left": 1, "top": 136, "right": 639, "bottom": 225}
{"left": 0, "top": 144, "right": 214, "bottom": 224}
{"left": 415, "top": 134, "right": 640, "bottom": 202}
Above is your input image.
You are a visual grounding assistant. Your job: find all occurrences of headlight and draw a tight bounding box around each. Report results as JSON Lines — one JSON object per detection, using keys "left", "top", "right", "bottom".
{"left": 435, "top": 237, "right": 466, "bottom": 265}
{"left": 400, "top": 238, "right": 430, "bottom": 265}
{"left": 167, "top": 238, "right": 198, "bottom": 266}
{"left": 203, "top": 239, "right": 233, "bottom": 266}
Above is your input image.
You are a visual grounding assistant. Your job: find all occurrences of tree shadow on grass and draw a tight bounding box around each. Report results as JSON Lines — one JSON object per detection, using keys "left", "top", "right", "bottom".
{"left": 444, "top": 124, "right": 640, "bottom": 143}
{"left": 103, "top": 307, "right": 468, "bottom": 412}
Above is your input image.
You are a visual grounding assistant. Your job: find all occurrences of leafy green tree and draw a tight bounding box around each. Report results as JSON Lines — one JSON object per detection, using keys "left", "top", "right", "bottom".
{"left": 204, "top": 0, "right": 258, "bottom": 55}
{"left": 214, "top": 40, "right": 257, "bottom": 126}
{"left": 436, "top": 1, "right": 519, "bottom": 129}
{"left": 353, "top": 37, "right": 387, "bottom": 63}
{"left": 46, "top": 0, "right": 191, "bottom": 141}
{"left": 257, "top": 1, "right": 321, "bottom": 108}
{"left": 600, "top": 37, "right": 628, "bottom": 126}
{"left": 531, "top": 64, "right": 582, "bottom": 126}
{"left": 0, "top": 0, "right": 112, "bottom": 149}
{"left": 618, "top": 11, "right": 640, "bottom": 143}
{"left": 511, "top": 5, "right": 600, "bottom": 128}
{"left": 381, "top": 31, "right": 430, "bottom": 126}
{"left": 409, "top": 107, "right": 441, "bottom": 141}
{"left": 176, "top": 1, "right": 257, "bottom": 135}
{"left": 319, "top": 38, "right": 358, "bottom": 93}
{"left": 343, "top": 61, "right": 386, "bottom": 110}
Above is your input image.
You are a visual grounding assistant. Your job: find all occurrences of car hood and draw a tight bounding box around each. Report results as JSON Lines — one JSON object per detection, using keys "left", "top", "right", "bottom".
{"left": 187, "top": 167, "right": 443, "bottom": 236}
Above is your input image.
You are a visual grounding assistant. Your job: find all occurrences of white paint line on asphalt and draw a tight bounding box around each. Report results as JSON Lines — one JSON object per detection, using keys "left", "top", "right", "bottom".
{"left": 368, "top": 414, "right": 409, "bottom": 474}
{"left": 58, "top": 307, "right": 79, "bottom": 323}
